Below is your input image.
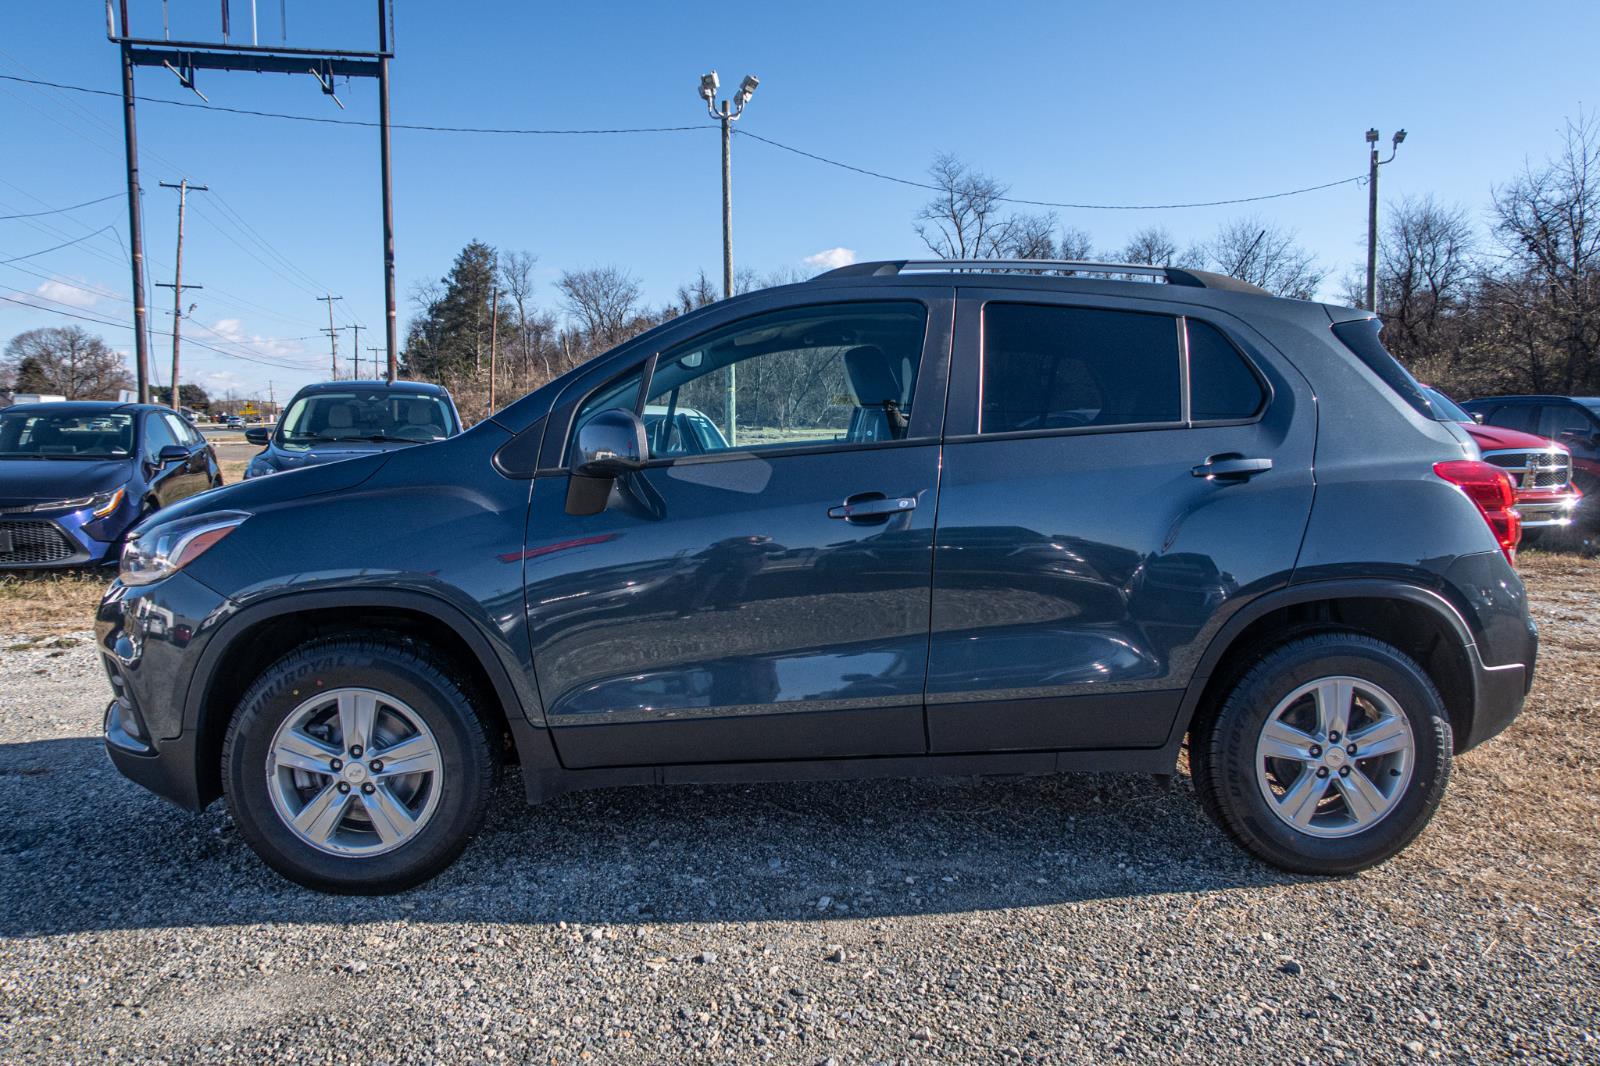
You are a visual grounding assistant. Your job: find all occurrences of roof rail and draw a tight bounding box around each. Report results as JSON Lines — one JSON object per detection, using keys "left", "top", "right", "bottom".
{"left": 812, "top": 258, "right": 1269, "bottom": 295}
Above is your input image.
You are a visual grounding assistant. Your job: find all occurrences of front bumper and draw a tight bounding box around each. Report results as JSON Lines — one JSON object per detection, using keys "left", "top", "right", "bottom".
{"left": 0, "top": 516, "right": 109, "bottom": 569}
{"left": 1514, "top": 489, "right": 1583, "bottom": 529}
{"left": 98, "top": 570, "right": 232, "bottom": 811}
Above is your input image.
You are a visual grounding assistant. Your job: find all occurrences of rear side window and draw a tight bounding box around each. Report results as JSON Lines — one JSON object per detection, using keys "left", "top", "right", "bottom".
{"left": 1329, "top": 318, "right": 1443, "bottom": 420}
{"left": 982, "top": 304, "right": 1180, "bottom": 433}
{"left": 1187, "top": 319, "right": 1266, "bottom": 421}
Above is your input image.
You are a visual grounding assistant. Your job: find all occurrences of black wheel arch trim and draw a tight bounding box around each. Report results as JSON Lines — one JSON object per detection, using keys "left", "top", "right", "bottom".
{"left": 180, "top": 587, "right": 545, "bottom": 744}
{"left": 1169, "top": 577, "right": 1478, "bottom": 745}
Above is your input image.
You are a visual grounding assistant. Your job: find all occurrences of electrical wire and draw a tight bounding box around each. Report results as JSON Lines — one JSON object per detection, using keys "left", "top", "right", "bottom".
{"left": 1, "top": 227, "right": 118, "bottom": 264}
{"left": 731, "top": 129, "right": 1366, "bottom": 210}
{"left": 0, "top": 193, "right": 122, "bottom": 220}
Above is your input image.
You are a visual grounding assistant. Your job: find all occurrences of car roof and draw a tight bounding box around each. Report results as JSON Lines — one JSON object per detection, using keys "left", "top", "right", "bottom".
{"left": 1, "top": 400, "right": 160, "bottom": 416}
{"left": 291, "top": 379, "right": 448, "bottom": 396}
{"left": 1464, "top": 395, "right": 1600, "bottom": 405}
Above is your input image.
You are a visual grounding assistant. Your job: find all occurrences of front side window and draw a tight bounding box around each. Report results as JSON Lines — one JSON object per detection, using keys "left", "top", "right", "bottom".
{"left": 1539, "top": 404, "right": 1598, "bottom": 442}
{"left": 641, "top": 302, "right": 927, "bottom": 459}
{"left": 143, "top": 412, "right": 179, "bottom": 459}
{"left": 1485, "top": 404, "right": 1538, "bottom": 434}
{"left": 277, "top": 390, "right": 457, "bottom": 449}
{"left": 0, "top": 411, "right": 134, "bottom": 459}
{"left": 982, "top": 304, "right": 1181, "bottom": 433}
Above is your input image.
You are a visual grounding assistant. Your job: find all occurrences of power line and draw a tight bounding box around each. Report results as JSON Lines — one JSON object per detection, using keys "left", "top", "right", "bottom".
{"left": 0, "top": 193, "right": 122, "bottom": 220}
{"left": 731, "top": 129, "right": 1366, "bottom": 210}
{"left": 0, "top": 226, "right": 118, "bottom": 264}
{"left": 0, "top": 71, "right": 1369, "bottom": 211}
{"left": 0, "top": 73, "right": 711, "bottom": 134}
{"left": 0, "top": 291, "right": 323, "bottom": 371}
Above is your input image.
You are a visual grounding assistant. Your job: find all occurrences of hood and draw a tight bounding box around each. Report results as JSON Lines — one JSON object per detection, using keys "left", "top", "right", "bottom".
{"left": 1462, "top": 422, "right": 1564, "bottom": 453}
{"left": 0, "top": 457, "right": 133, "bottom": 508}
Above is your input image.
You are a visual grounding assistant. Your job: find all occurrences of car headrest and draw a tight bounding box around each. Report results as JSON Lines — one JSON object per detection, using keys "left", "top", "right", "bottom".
{"left": 406, "top": 400, "right": 437, "bottom": 426}
{"left": 325, "top": 404, "right": 354, "bottom": 429}
{"left": 843, "top": 345, "right": 906, "bottom": 406}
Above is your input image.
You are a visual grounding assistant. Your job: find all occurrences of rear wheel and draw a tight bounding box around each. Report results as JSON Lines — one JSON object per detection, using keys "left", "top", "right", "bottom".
{"left": 1192, "top": 633, "right": 1452, "bottom": 875}
{"left": 222, "top": 636, "right": 496, "bottom": 894}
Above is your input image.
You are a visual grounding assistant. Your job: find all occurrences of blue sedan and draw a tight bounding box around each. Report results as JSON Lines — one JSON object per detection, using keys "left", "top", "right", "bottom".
{"left": 0, "top": 401, "right": 221, "bottom": 569}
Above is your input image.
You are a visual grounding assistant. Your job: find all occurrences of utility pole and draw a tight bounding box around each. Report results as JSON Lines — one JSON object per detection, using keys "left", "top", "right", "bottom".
{"left": 368, "top": 346, "right": 383, "bottom": 383}
{"left": 378, "top": 0, "right": 399, "bottom": 384}
{"left": 345, "top": 323, "right": 363, "bottom": 377}
{"left": 155, "top": 179, "right": 206, "bottom": 410}
{"left": 317, "top": 293, "right": 343, "bottom": 378}
{"left": 117, "top": 3, "right": 151, "bottom": 404}
{"left": 488, "top": 286, "right": 500, "bottom": 412}
{"left": 697, "top": 70, "right": 758, "bottom": 444}
{"left": 1364, "top": 127, "right": 1406, "bottom": 312}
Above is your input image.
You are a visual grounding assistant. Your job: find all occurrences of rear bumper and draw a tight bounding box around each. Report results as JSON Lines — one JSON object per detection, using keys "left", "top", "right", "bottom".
{"left": 1460, "top": 642, "right": 1532, "bottom": 751}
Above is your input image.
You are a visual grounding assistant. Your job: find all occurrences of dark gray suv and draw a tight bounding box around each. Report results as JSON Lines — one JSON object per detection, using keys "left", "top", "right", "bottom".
{"left": 98, "top": 259, "right": 1537, "bottom": 893}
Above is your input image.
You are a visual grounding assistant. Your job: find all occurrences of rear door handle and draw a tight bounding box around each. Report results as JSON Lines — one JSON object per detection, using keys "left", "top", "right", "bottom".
{"left": 1192, "top": 456, "right": 1273, "bottom": 480}
{"left": 827, "top": 494, "right": 918, "bottom": 521}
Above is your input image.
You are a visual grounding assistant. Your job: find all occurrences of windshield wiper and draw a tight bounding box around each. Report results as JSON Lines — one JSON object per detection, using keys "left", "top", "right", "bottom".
{"left": 358, "top": 434, "right": 425, "bottom": 443}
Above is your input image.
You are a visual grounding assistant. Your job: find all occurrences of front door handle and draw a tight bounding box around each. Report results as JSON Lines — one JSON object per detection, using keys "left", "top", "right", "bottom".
{"left": 827, "top": 494, "right": 918, "bottom": 521}
{"left": 1192, "top": 456, "right": 1273, "bottom": 480}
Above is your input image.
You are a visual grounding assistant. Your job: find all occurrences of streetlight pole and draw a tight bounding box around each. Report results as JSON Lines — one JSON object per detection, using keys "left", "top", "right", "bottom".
{"left": 698, "top": 70, "right": 758, "bottom": 444}
{"left": 1364, "top": 127, "right": 1406, "bottom": 313}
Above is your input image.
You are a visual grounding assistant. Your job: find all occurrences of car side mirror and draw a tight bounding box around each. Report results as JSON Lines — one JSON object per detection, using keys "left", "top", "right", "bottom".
{"left": 567, "top": 408, "right": 648, "bottom": 516}
{"left": 1471, "top": 412, "right": 1485, "bottom": 424}
{"left": 244, "top": 426, "right": 271, "bottom": 446}
{"left": 157, "top": 444, "right": 189, "bottom": 464}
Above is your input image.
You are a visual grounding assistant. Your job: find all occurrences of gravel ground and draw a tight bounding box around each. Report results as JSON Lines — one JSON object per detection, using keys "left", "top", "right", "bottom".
{"left": 0, "top": 556, "right": 1596, "bottom": 1064}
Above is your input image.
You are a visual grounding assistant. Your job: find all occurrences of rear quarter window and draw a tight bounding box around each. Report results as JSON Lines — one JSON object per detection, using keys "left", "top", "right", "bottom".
{"left": 1329, "top": 318, "right": 1444, "bottom": 420}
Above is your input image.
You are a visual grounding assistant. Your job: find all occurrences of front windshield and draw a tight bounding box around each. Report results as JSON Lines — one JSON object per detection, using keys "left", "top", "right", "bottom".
{"left": 0, "top": 411, "right": 134, "bottom": 460}
{"left": 1421, "top": 386, "right": 1474, "bottom": 424}
{"left": 277, "top": 390, "right": 457, "bottom": 448}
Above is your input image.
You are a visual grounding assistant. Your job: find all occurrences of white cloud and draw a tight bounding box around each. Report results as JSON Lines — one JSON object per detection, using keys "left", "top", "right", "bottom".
{"left": 204, "top": 317, "right": 306, "bottom": 358}
{"left": 802, "top": 247, "right": 856, "bottom": 271}
{"left": 35, "top": 279, "right": 103, "bottom": 309}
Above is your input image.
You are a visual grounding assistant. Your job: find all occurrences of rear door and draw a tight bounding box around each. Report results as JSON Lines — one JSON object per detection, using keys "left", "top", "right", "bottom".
{"left": 524, "top": 293, "right": 953, "bottom": 768}
{"left": 925, "top": 288, "right": 1317, "bottom": 753}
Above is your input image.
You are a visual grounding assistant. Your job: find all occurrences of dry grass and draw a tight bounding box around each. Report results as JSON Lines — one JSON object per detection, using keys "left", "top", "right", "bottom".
{"left": 0, "top": 570, "right": 109, "bottom": 638}
{"left": 1407, "top": 549, "right": 1600, "bottom": 907}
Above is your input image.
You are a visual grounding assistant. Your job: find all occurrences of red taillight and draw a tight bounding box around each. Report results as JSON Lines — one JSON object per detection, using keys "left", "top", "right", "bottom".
{"left": 1434, "top": 460, "right": 1521, "bottom": 564}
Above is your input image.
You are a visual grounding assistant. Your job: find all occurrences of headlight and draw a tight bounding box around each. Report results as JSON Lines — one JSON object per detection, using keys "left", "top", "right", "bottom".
{"left": 9, "top": 488, "right": 126, "bottom": 516}
{"left": 120, "top": 510, "right": 250, "bottom": 587}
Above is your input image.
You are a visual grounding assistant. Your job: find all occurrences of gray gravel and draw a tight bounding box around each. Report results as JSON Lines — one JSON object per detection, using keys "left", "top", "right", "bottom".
{"left": 1, "top": 618, "right": 1595, "bottom": 1064}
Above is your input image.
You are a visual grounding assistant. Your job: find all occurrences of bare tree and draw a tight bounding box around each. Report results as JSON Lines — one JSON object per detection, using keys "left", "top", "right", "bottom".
{"left": 915, "top": 153, "right": 1020, "bottom": 258}
{"left": 1481, "top": 111, "right": 1600, "bottom": 393}
{"left": 1120, "top": 225, "right": 1181, "bottom": 266}
{"left": 1371, "top": 196, "right": 1477, "bottom": 380}
{"left": 557, "top": 266, "right": 642, "bottom": 349}
{"left": 2, "top": 326, "right": 132, "bottom": 399}
{"left": 1195, "top": 217, "right": 1325, "bottom": 299}
{"left": 1002, "top": 212, "right": 1060, "bottom": 259}
{"left": 1056, "top": 226, "right": 1094, "bottom": 261}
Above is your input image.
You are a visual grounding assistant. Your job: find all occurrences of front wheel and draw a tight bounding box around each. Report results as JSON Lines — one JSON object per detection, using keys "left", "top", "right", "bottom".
{"left": 1192, "top": 633, "right": 1452, "bottom": 875}
{"left": 222, "top": 637, "right": 496, "bottom": 893}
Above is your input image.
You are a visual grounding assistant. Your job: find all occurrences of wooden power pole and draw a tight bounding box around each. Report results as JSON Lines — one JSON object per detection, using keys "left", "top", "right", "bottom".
{"left": 317, "top": 293, "right": 343, "bottom": 378}
{"left": 156, "top": 178, "right": 206, "bottom": 410}
{"left": 488, "top": 287, "right": 499, "bottom": 412}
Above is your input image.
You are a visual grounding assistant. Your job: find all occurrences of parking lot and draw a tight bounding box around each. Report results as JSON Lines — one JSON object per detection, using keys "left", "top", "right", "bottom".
{"left": 0, "top": 552, "right": 1595, "bottom": 1063}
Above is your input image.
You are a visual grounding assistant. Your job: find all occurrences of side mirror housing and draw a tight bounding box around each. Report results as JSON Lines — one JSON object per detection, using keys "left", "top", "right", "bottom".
{"left": 244, "top": 426, "right": 271, "bottom": 446}
{"left": 156, "top": 444, "right": 189, "bottom": 464}
{"left": 567, "top": 408, "right": 648, "bottom": 516}
{"left": 1471, "top": 412, "right": 1485, "bottom": 424}
{"left": 574, "top": 408, "right": 648, "bottom": 478}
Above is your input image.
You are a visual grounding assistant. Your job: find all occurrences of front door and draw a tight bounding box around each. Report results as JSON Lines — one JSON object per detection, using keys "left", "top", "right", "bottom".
{"left": 524, "top": 296, "right": 952, "bottom": 768}
{"left": 925, "top": 289, "right": 1317, "bottom": 753}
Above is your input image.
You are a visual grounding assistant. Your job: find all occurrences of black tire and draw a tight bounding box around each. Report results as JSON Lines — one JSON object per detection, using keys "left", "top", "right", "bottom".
{"left": 1191, "top": 632, "right": 1452, "bottom": 876}
{"left": 222, "top": 636, "right": 496, "bottom": 894}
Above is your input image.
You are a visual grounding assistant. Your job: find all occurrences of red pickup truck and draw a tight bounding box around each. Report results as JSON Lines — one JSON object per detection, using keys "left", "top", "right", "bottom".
{"left": 1424, "top": 387, "right": 1583, "bottom": 538}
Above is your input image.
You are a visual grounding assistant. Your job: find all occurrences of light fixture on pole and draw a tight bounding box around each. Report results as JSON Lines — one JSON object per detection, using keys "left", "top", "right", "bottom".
{"left": 697, "top": 68, "right": 759, "bottom": 445}
{"left": 1364, "top": 127, "right": 1406, "bottom": 313}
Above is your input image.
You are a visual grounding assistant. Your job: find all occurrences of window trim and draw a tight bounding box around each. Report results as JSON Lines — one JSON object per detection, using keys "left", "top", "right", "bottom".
{"left": 971, "top": 301, "right": 1272, "bottom": 442}
{"left": 549, "top": 298, "right": 938, "bottom": 473}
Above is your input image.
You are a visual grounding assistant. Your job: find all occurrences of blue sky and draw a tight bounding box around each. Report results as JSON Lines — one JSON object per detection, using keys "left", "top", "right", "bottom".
{"left": 1, "top": 0, "right": 1595, "bottom": 400}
